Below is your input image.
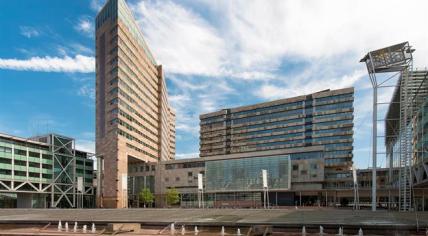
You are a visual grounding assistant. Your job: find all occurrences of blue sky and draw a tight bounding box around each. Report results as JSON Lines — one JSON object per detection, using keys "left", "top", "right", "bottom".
{"left": 1, "top": 0, "right": 428, "bottom": 169}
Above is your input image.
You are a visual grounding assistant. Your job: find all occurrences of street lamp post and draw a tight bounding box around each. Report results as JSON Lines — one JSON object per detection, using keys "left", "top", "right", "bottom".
{"left": 262, "top": 169, "right": 269, "bottom": 209}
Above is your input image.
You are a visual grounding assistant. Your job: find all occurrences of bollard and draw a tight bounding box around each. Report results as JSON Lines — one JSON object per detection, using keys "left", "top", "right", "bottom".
{"left": 83, "top": 225, "right": 87, "bottom": 233}
{"left": 220, "top": 226, "right": 225, "bottom": 235}
{"left": 319, "top": 225, "right": 323, "bottom": 235}
{"left": 358, "top": 228, "right": 363, "bottom": 236}
{"left": 91, "top": 223, "right": 96, "bottom": 233}
{"left": 302, "top": 226, "right": 306, "bottom": 236}
{"left": 237, "top": 228, "right": 241, "bottom": 235}
{"left": 73, "top": 222, "right": 78, "bottom": 232}
{"left": 65, "top": 222, "right": 69, "bottom": 232}
{"left": 338, "top": 227, "right": 343, "bottom": 236}
{"left": 181, "top": 225, "right": 185, "bottom": 235}
{"left": 171, "top": 223, "right": 175, "bottom": 235}
{"left": 58, "top": 220, "right": 62, "bottom": 231}
{"left": 194, "top": 226, "right": 199, "bottom": 235}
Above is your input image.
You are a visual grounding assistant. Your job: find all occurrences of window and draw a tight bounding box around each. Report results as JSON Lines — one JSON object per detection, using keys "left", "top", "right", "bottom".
{"left": 109, "top": 87, "right": 118, "bottom": 95}
{"left": 300, "top": 170, "right": 308, "bottom": 175}
{"left": 15, "top": 160, "right": 26, "bottom": 166}
{"left": 111, "top": 108, "right": 119, "bottom": 115}
{"left": 110, "top": 98, "right": 118, "bottom": 105}
{"left": 292, "top": 165, "right": 298, "bottom": 171}
{"left": 165, "top": 177, "right": 169, "bottom": 182}
{"left": 29, "top": 151, "right": 39, "bottom": 158}
{"left": 110, "top": 78, "right": 118, "bottom": 85}
{"left": 42, "top": 164, "right": 52, "bottom": 169}
{"left": 0, "top": 158, "right": 11, "bottom": 164}
{"left": 311, "top": 164, "right": 318, "bottom": 169}
{"left": 151, "top": 165, "right": 156, "bottom": 171}
{"left": 29, "top": 162, "right": 39, "bottom": 168}
{"left": 29, "top": 172, "right": 39, "bottom": 178}
{"left": 42, "top": 174, "right": 52, "bottom": 179}
{"left": 15, "top": 149, "right": 26, "bottom": 156}
{"left": 175, "top": 177, "right": 180, "bottom": 181}
{"left": 14, "top": 170, "right": 26, "bottom": 176}
{"left": 0, "top": 146, "right": 12, "bottom": 153}
{"left": 110, "top": 118, "right": 118, "bottom": 125}
{"left": 188, "top": 172, "right": 193, "bottom": 177}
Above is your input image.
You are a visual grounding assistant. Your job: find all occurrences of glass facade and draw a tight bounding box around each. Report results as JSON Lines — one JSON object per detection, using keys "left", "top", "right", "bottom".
{"left": 413, "top": 97, "right": 428, "bottom": 166}
{"left": 205, "top": 155, "right": 290, "bottom": 191}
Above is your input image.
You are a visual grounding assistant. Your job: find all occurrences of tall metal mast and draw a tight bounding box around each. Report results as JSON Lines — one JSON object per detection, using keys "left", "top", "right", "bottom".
{"left": 360, "top": 42, "right": 414, "bottom": 211}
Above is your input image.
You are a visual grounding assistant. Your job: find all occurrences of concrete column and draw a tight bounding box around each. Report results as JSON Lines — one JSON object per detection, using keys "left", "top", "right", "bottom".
{"left": 39, "top": 150, "right": 42, "bottom": 191}
{"left": 11, "top": 144, "right": 14, "bottom": 189}
{"left": 96, "top": 156, "right": 103, "bottom": 208}
{"left": 325, "top": 191, "right": 328, "bottom": 207}
{"left": 26, "top": 147, "right": 29, "bottom": 180}
{"left": 423, "top": 189, "right": 425, "bottom": 211}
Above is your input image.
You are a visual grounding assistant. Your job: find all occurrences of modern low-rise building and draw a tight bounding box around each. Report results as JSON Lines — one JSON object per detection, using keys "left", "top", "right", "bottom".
{"left": 95, "top": 0, "right": 175, "bottom": 208}
{"left": 0, "top": 133, "right": 95, "bottom": 208}
{"left": 127, "top": 157, "right": 428, "bottom": 210}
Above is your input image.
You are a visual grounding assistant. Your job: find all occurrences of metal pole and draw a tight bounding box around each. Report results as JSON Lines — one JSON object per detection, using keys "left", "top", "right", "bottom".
{"left": 370, "top": 70, "right": 378, "bottom": 211}
{"left": 371, "top": 86, "right": 377, "bottom": 211}
{"left": 367, "top": 52, "right": 378, "bottom": 212}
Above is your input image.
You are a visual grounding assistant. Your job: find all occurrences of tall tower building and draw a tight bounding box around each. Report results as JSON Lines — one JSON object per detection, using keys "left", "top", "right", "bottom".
{"left": 95, "top": 0, "right": 175, "bottom": 208}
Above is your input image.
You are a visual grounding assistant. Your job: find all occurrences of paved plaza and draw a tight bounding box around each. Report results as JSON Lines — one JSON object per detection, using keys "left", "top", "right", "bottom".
{"left": 1, "top": 208, "right": 427, "bottom": 228}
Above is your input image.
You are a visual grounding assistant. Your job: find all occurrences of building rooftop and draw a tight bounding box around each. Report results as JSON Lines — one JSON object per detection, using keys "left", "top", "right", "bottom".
{"left": 200, "top": 87, "right": 354, "bottom": 119}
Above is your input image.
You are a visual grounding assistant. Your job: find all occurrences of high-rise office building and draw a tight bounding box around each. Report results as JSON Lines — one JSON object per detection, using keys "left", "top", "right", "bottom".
{"left": 95, "top": 0, "right": 175, "bottom": 208}
{"left": 200, "top": 88, "right": 354, "bottom": 188}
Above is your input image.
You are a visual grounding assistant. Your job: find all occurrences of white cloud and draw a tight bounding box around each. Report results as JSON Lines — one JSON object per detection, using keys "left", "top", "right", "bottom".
{"left": 134, "top": 1, "right": 226, "bottom": 77}
{"left": 57, "top": 43, "right": 94, "bottom": 57}
{"left": 75, "top": 132, "right": 96, "bottom": 154}
{"left": 78, "top": 84, "right": 95, "bottom": 100}
{"left": 20, "top": 26, "right": 40, "bottom": 38}
{"left": 75, "top": 18, "right": 94, "bottom": 37}
{"left": 133, "top": 0, "right": 428, "bottom": 80}
{"left": 75, "top": 139, "right": 95, "bottom": 153}
{"left": 256, "top": 68, "right": 366, "bottom": 100}
{"left": 202, "top": 0, "right": 428, "bottom": 68}
{"left": 167, "top": 76, "right": 236, "bottom": 136}
{"left": 90, "top": 0, "right": 105, "bottom": 12}
{"left": 0, "top": 55, "right": 95, "bottom": 73}
{"left": 176, "top": 152, "right": 199, "bottom": 159}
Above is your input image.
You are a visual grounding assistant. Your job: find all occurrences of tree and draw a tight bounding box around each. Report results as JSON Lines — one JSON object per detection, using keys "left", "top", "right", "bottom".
{"left": 165, "top": 188, "right": 180, "bottom": 207}
{"left": 139, "top": 188, "right": 154, "bottom": 208}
